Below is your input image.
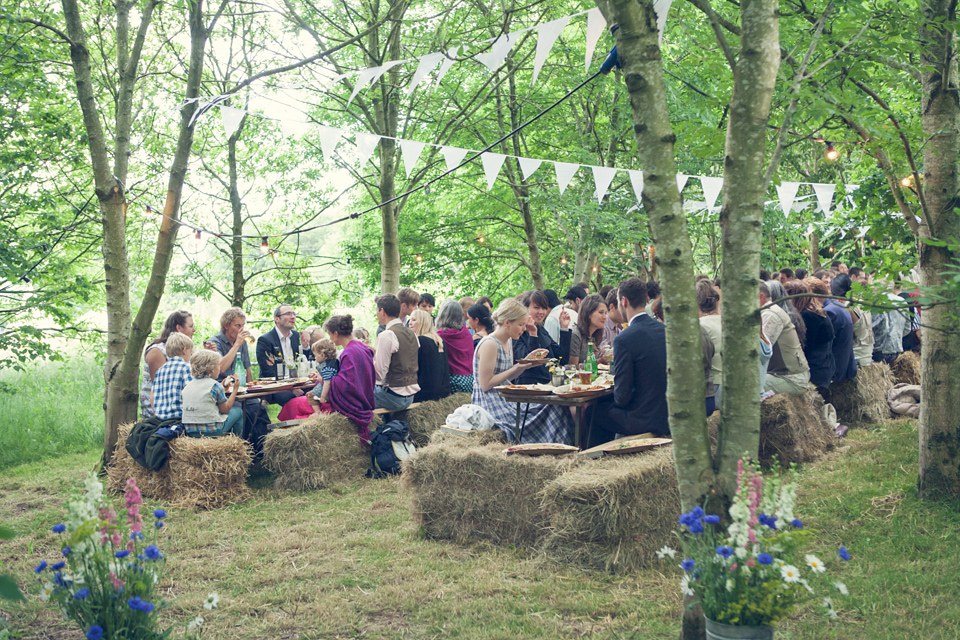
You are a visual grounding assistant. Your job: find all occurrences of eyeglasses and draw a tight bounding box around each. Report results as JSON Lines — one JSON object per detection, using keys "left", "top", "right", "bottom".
{"left": 278, "top": 312, "right": 297, "bottom": 318}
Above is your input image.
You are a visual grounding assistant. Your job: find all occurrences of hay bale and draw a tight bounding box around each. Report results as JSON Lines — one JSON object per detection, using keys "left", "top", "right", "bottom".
{"left": 759, "top": 389, "right": 834, "bottom": 465}
{"left": 405, "top": 393, "right": 472, "bottom": 447}
{"left": 107, "top": 423, "right": 252, "bottom": 509}
{"left": 262, "top": 411, "right": 377, "bottom": 490}
{"left": 401, "top": 439, "right": 580, "bottom": 547}
{"left": 890, "top": 351, "right": 921, "bottom": 386}
{"left": 428, "top": 427, "right": 507, "bottom": 447}
{"left": 830, "top": 363, "right": 894, "bottom": 424}
{"left": 540, "top": 447, "right": 679, "bottom": 573}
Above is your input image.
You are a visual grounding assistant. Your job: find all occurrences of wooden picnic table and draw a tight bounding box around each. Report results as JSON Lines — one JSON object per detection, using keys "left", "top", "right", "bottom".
{"left": 496, "top": 386, "right": 614, "bottom": 449}
{"left": 231, "top": 378, "right": 315, "bottom": 401}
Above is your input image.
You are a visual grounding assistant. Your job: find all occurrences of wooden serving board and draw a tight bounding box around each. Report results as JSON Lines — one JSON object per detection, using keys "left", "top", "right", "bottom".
{"left": 604, "top": 437, "right": 672, "bottom": 455}
{"left": 495, "top": 384, "right": 554, "bottom": 396}
{"left": 579, "top": 433, "right": 656, "bottom": 458}
{"left": 517, "top": 358, "right": 550, "bottom": 365}
{"left": 503, "top": 443, "right": 579, "bottom": 456}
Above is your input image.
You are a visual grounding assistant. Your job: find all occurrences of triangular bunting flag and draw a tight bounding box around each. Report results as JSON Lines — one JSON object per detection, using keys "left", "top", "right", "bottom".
{"left": 700, "top": 176, "right": 724, "bottom": 209}
{"left": 518, "top": 157, "right": 543, "bottom": 181}
{"left": 348, "top": 60, "right": 405, "bottom": 106}
{"left": 585, "top": 8, "right": 605, "bottom": 73}
{"left": 813, "top": 183, "right": 836, "bottom": 214}
{"left": 676, "top": 173, "right": 689, "bottom": 193}
{"left": 435, "top": 46, "right": 460, "bottom": 87}
{"left": 555, "top": 162, "right": 580, "bottom": 196}
{"left": 405, "top": 52, "right": 444, "bottom": 95}
{"left": 591, "top": 166, "right": 618, "bottom": 202}
{"left": 480, "top": 152, "right": 507, "bottom": 190}
{"left": 219, "top": 105, "right": 245, "bottom": 140}
{"left": 354, "top": 133, "right": 381, "bottom": 167}
{"left": 399, "top": 139, "right": 426, "bottom": 179}
{"left": 775, "top": 181, "right": 801, "bottom": 214}
{"left": 653, "top": 0, "right": 674, "bottom": 43}
{"left": 629, "top": 170, "right": 645, "bottom": 202}
{"left": 441, "top": 146, "right": 469, "bottom": 172}
{"left": 532, "top": 17, "right": 570, "bottom": 85}
{"left": 476, "top": 34, "right": 513, "bottom": 72}
{"left": 316, "top": 126, "right": 342, "bottom": 166}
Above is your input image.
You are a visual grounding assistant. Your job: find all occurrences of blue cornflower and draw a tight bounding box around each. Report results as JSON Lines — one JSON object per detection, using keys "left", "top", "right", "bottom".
{"left": 690, "top": 506, "right": 704, "bottom": 520}
{"left": 758, "top": 513, "right": 777, "bottom": 530}
{"left": 838, "top": 547, "right": 851, "bottom": 561}
{"left": 678, "top": 512, "right": 693, "bottom": 526}
{"left": 34, "top": 561, "right": 48, "bottom": 573}
{"left": 154, "top": 521, "right": 164, "bottom": 529}
{"left": 52, "top": 524, "right": 66, "bottom": 534}
{"left": 53, "top": 572, "right": 67, "bottom": 586}
{"left": 688, "top": 521, "right": 705, "bottom": 534}
{"left": 128, "top": 596, "right": 144, "bottom": 611}
{"left": 130, "top": 532, "right": 144, "bottom": 541}
{"left": 716, "top": 546, "right": 734, "bottom": 558}
{"left": 51, "top": 561, "right": 65, "bottom": 570}
{"left": 154, "top": 509, "right": 166, "bottom": 519}
{"left": 681, "top": 559, "right": 696, "bottom": 571}
{"left": 87, "top": 625, "right": 104, "bottom": 640}
{"left": 144, "top": 545, "right": 161, "bottom": 560}
{"left": 791, "top": 519, "right": 803, "bottom": 528}
{"left": 704, "top": 515, "right": 720, "bottom": 524}
{"left": 757, "top": 553, "right": 774, "bottom": 565}
{"left": 62, "top": 546, "right": 71, "bottom": 556}
{"left": 74, "top": 588, "right": 90, "bottom": 600}
{"left": 139, "top": 600, "right": 155, "bottom": 613}
{"left": 115, "top": 550, "right": 130, "bottom": 558}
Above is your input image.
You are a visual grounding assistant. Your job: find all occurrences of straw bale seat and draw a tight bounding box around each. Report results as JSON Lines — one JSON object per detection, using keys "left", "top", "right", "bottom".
{"left": 262, "top": 411, "right": 378, "bottom": 490}
{"left": 829, "top": 362, "right": 894, "bottom": 424}
{"left": 540, "top": 446, "right": 679, "bottom": 573}
{"left": 758, "top": 388, "right": 835, "bottom": 465}
{"left": 890, "top": 351, "right": 921, "bottom": 386}
{"left": 401, "top": 437, "right": 580, "bottom": 547}
{"left": 107, "top": 423, "right": 253, "bottom": 509}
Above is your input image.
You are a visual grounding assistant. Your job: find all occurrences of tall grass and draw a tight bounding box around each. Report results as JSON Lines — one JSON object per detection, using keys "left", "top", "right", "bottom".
{"left": 0, "top": 358, "right": 104, "bottom": 470}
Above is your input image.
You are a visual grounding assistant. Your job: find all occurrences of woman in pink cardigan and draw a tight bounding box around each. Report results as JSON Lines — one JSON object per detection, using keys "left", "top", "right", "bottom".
{"left": 435, "top": 299, "right": 475, "bottom": 393}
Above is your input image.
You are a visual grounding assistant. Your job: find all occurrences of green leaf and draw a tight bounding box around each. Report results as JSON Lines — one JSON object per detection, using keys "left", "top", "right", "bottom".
{"left": 0, "top": 575, "right": 24, "bottom": 601}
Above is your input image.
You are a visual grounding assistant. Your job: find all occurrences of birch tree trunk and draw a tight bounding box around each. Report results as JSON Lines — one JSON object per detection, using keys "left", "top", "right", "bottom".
{"left": 716, "top": 0, "right": 780, "bottom": 493}
{"left": 917, "top": 0, "right": 960, "bottom": 496}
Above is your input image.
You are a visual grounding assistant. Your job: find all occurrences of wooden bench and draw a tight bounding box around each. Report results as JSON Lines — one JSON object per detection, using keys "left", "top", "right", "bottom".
{"left": 373, "top": 402, "right": 422, "bottom": 416}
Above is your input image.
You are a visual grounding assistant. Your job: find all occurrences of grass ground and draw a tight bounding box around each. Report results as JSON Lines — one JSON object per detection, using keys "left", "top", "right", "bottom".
{"left": 1, "top": 384, "right": 958, "bottom": 638}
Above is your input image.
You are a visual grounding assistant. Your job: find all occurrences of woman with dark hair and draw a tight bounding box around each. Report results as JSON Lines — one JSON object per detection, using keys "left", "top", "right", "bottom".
{"left": 697, "top": 280, "right": 724, "bottom": 403}
{"left": 467, "top": 303, "right": 494, "bottom": 345}
{"left": 141, "top": 310, "right": 195, "bottom": 418}
{"left": 790, "top": 279, "right": 835, "bottom": 390}
{"left": 475, "top": 296, "right": 493, "bottom": 311}
{"left": 826, "top": 275, "right": 857, "bottom": 382}
{"left": 513, "top": 290, "right": 571, "bottom": 384}
{"left": 568, "top": 294, "right": 607, "bottom": 366}
{"left": 436, "top": 299, "right": 474, "bottom": 393}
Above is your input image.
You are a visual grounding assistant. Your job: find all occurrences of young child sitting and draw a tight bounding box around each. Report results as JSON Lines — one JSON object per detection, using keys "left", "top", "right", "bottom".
{"left": 152, "top": 332, "right": 194, "bottom": 420}
{"left": 306, "top": 339, "right": 340, "bottom": 409}
{"left": 180, "top": 349, "right": 242, "bottom": 438}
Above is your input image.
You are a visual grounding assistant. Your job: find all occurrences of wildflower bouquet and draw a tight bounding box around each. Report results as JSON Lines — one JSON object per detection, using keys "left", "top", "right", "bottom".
{"left": 34, "top": 473, "right": 170, "bottom": 640}
{"left": 658, "top": 459, "right": 852, "bottom": 628}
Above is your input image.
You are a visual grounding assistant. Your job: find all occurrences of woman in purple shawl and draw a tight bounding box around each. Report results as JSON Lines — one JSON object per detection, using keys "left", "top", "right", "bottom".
{"left": 275, "top": 314, "right": 375, "bottom": 443}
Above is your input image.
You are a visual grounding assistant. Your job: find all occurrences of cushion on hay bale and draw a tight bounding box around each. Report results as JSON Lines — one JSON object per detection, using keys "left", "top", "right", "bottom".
{"left": 759, "top": 389, "right": 834, "bottom": 465}
{"left": 830, "top": 362, "right": 894, "bottom": 424}
{"left": 890, "top": 351, "right": 921, "bottom": 386}
{"left": 540, "top": 447, "right": 680, "bottom": 573}
{"left": 262, "top": 411, "right": 379, "bottom": 490}
{"left": 107, "top": 423, "right": 253, "bottom": 509}
{"left": 401, "top": 438, "right": 580, "bottom": 547}
{"left": 887, "top": 383, "right": 921, "bottom": 418}
{"left": 394, "top": 393, "right": 473, "bottom": 447}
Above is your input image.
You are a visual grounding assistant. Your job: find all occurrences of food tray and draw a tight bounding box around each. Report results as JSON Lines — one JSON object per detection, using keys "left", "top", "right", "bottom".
{"left": 603, "top": 437, "right": 672, "bottom": 455}
{"left": 503, "top": 443, "right": 579, "bottom": 456}
{"left": 552, "top": 383, "right": 613, "bottom": 399}
{"left": 495, "top": 384, "right": 554, "bottom": 396}
{"left": 517, "top": 358, "right": 550, "bottom": 365}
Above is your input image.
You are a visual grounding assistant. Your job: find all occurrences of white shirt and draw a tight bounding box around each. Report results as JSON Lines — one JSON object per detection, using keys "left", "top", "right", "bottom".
{"left": 373, "top": 319, "right": 420, "bottom": 395}
{"left": 278, "top": 329, "right": 294, "bottom": 378}
{"left": 544, "top": 304, "right": 578, "bottom": 342}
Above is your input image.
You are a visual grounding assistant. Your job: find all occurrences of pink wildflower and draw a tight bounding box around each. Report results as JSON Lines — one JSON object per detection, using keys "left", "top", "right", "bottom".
{"left": 124, "top": 478, "right": 142, "bottom": 508}
{"left": 111, "top": 530, "right": 123, "bottom": 547}
{"left": 729, "top": 563, "right": 738, "bottom": 571}
{"left": 110, "top": 572, "right": 124, "bottom": 589}
{"left": 746, "top": 557, "right": 756, "bottom": 568}
{"left": 127, "top": 539, "right": 136, "bottom": 553}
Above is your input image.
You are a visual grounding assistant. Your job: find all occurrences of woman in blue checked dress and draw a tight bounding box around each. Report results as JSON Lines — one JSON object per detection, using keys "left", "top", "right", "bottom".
{"left": 472, "top": 299, "right": 574, "bottom": 444}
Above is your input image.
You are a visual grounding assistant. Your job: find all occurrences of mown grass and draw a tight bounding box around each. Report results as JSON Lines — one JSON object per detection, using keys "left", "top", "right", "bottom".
{"left": 0, "top": 359, "right": 104, "bottom": 471}
{"left": 2, "top": 410, "right": 959, "bottom": 638}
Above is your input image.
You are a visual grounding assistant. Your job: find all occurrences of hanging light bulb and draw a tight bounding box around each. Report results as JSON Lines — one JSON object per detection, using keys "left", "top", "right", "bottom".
{"left": 828, "top": 246, "right": 835, "bottom": 253}
{"left": 415, "top": 254, "right": 423, "bottom": 263}
{"left": 900, "top": 175, "right": 913, "bottom": 187}
{"left": 260, "top": 236, "right": 269, "bottom": 253}
{"left": 560, "top": 256, "right": 568, "bottom": 265}
{"left": 591, "top": 265, "right": 599, "bottom": 273}
{"left": 477, "top": 235, "right": 485, "bottom": 244}
{"left": 603, "top": 250, "right": 609, "bottom": 256}
{"left": 824, "top": 141, "right": 839, "bottom": 161}
{"left": 620, "top": 248, "right": 626, "bottom": 254}
{"left": 870, "top": 239, "right": 877, "bottom": 246}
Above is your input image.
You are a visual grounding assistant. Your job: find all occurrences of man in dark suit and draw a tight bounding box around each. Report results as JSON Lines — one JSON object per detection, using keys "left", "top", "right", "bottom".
{"left": 256, "top": 303, "right": 306, "bottom": 407}
{"left": 589, "top": 277, "right": 668, "bottom": 445}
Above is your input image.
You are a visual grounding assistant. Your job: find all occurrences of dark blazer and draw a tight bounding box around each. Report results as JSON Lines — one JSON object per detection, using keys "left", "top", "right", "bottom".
{"left": 609, "top": 314, "right": 669, "bottom": 436}
{"left": 256, "top": 327, "right": 303, "bottom": 379}
{"left": 512, "top": 325, "right": 572, "bottom": 384}
{"left": 413, "top": 336, "right": 451, "bottom": 402}
{"left": 801, "top": 310, "right": 835, "bottom": 389}
{"left": 824, "top": 300, "right": 857, "bottom": 382}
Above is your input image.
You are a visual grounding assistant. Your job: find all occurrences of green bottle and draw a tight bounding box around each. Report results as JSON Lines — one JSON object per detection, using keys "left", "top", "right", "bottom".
{"left": 586, "top": 343, "right": 598, "bottom": 380}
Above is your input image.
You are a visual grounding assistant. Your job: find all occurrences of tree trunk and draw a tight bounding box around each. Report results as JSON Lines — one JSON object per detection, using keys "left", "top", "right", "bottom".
{"left": 716, "top": 0, "right": 780, "bottom": 494}
{"left": 809, "top": 230, "right": 820, "bottom": 270}
{"left": 917, "top": 0, "right": 960, "bottom": 496}
{"left": 229, "top": 126, "right": 247, "bottom": 307}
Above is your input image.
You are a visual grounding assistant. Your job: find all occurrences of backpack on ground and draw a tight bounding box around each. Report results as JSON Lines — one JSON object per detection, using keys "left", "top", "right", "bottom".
{"left": 366, "top": 420, "right": 416, "bottom": 479}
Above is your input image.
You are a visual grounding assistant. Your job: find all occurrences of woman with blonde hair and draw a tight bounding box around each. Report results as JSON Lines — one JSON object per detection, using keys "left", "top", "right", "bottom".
{"left": 472, "top": 299, "right": 574, "bottom": 443}
{"left": 409, "top": 309, "right": 451, "bottom": 402}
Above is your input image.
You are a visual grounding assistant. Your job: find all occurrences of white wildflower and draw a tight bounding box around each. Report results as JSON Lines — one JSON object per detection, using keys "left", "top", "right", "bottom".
{"left": 656, "top": 546, "right": 677, "bottom": 559}
{"left": 188, "top": 616, "right": 204, "bottom": 631}
{"left": 680, "top": 574, "right": 695, "bottom": 597}
{"left": 833, "top": 581, "right": 849, "bottom": 595}
{"left": 823, "top": 597, "right": 833, "bottom": 608}
{"left": 734, "top": 546, "right": 748, "bottom": 560}
{"left": 203, "top": 592, "right": 220, "bottom": 610}
{"left": 827, "top": 608, "right": 839, "bottom": 620}
{"left": 38, "top": 582, "right": 54, "bottom": 602}
{"left": 725, "top": 579, "right": 734, "bottom": 592}
{"left": 780, "top": 564, "right": 801, "bottom": 583}
{"left": 799, "top": 578, "right": 814, "bottom": 594}
{"left": 805, "top": 554, "right": 826, "bottom": 573}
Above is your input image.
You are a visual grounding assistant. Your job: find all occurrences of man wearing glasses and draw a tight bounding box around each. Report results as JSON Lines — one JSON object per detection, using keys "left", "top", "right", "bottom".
{"left": 256, "top": 304, "right": 306, "bottom": 407}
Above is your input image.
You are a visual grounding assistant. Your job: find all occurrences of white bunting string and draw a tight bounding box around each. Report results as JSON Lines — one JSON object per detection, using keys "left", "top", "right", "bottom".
{"left": 399, "top": 139, "right": 427, "bottom": 179}
{"left": 700, "top": 176, "right": 724, "bottom": 210}
{"left": 532, "top": 16, "right": 571, "bottom": 85}
{"left": 813, "top": 183, "right": 836, "bottom": 215}
{"left": 653, "top": 0, "right": 674, "bottom": 43}
{"left": 676, "top": 173, "right": 689, "bottom": 193}
{"left": 405, "top": 52, "right": 444, "bottom": 95}
{"left": 316, "top": 126, "right": 342, "bottom": 166}
{"left": 353, "top": 133, "right": 381, "bottom": 167}
{"left": 555, "top": 162, "right": 580, "bottom": 195}
{"left": 776, "top": 181, "right": 801, "bottom": 214}
{"left": 629, "top": 170, "right": 645, "bottom": 202}
{"left": 481, "top": 152, "right": 508, "bottom": 189}
{"left": 441, "top": 146, "right": 470, "bottom": 172}
{"left": 591, "top": 166, "right": 618, "bottom": 202}
{"left": 518, "top": 157, "right": 544, "bottom": 180}
{"left": 475, "top": 33, "right": 514, "bottom": 72}
{"left": 219, "top": 105, "right": 246, "bottom": 140}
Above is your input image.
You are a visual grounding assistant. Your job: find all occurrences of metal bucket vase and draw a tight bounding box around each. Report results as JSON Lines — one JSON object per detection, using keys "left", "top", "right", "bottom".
{"left": 704, "top": 618, "right": 774, "bottom": 640}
